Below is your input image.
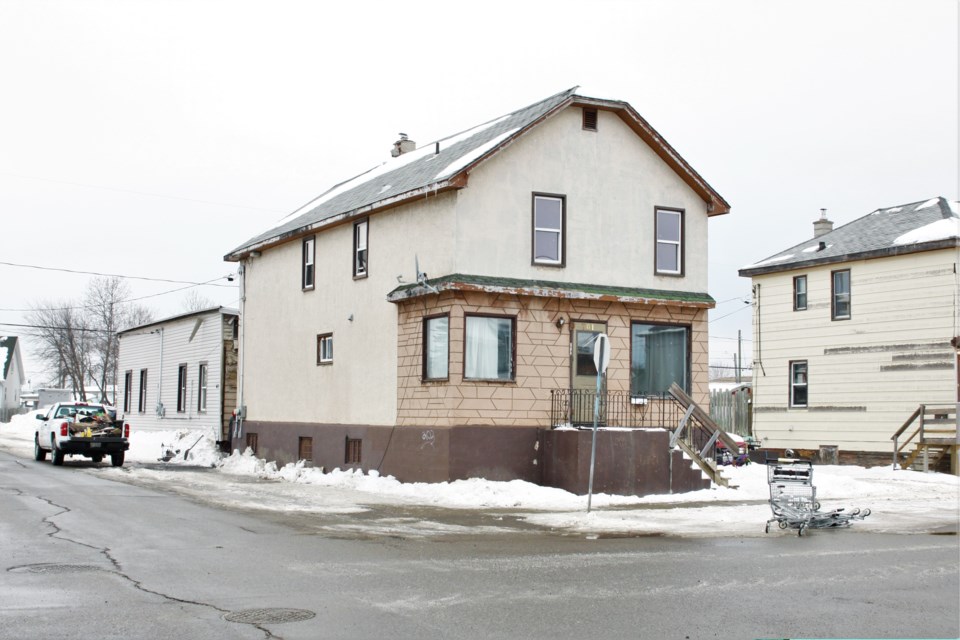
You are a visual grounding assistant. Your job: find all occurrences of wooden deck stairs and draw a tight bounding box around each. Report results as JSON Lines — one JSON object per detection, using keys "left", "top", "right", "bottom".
{"left": 667, "top": 384, "right": 740, "bottom": 488}
{"left": 892, "top": 405, "right": 959, "bottom": 475}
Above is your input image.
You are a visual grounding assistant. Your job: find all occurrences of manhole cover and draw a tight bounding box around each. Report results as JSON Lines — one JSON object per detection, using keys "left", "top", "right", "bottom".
{"left": 8, "top": 563, "right": 105, "bottom": 574}
{"left": 224, "top": 608, "right": 316, "bottom": 625}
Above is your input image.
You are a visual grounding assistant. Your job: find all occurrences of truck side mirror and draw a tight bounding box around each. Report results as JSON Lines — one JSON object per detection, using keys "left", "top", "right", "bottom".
{"left": 35, "top": 414, "right": 45, "bottom": 421}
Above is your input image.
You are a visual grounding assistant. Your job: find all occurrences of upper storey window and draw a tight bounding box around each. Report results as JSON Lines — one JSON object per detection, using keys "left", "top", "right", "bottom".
{"left": 532, "top": 194, "right": 565, "bottom": 267}
{"left": 655, "top": 208, "right": 684, "bottom": 276}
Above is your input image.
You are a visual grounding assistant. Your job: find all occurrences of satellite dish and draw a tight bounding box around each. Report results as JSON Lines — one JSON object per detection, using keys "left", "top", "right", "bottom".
{"left": 414, "top": 255, "right": 438, "bottom": 294}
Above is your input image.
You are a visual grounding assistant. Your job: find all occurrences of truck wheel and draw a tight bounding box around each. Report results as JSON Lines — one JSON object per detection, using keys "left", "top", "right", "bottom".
{"left": 110, "top": 452, "right": 124, "bottom": 467}
{"left": 34, "top": 436, "right": 47, "bottom": 461}
{"left": 51, "top": 440, "right": 65, "bottom": 466}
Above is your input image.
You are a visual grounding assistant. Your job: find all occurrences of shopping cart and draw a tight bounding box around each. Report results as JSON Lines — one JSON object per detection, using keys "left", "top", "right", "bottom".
{"left": 765, "top": 459, "right": 870, "bottom": 536}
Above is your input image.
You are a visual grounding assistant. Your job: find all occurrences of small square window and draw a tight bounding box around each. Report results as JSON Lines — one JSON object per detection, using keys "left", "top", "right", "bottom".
{"left": 793, "top": 275, "right": 807, "bottom": 311}
{"left": 317, "top": 333, "right": 333, "bottom": 364}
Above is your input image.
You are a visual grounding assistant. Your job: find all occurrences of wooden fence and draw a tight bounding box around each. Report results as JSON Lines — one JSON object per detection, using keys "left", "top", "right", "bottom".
{"left": 708, "top": 387, "right": 752, "bottom": 436}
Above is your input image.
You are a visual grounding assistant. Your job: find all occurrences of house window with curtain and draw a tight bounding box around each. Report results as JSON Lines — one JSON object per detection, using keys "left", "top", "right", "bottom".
{"left": 464, "top": 314, "right": 515, "bottom": 381}
{"left": 354, "top": 219, "right": 368, "bottom": 277}
{"left": 423, "top": 314, "right": 449, "bottom": 381}
{"left": 532, "top": 194, "right": 565, "bottom": 266}
{"left": 655, "top": 208, "right": 684, "bottom": 275}
{"left": 630, "top": 322, "right": 689, "bottom": 395}
{"left": 302, "top": 236, "right": 315, "bottom": 290}
{"left": 832, "top": 269, "right": 850, "bottom": 320}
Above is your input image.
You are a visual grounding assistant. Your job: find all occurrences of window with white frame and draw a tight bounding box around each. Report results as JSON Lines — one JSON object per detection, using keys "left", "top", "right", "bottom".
{"left": 532, "top": 194, "right": 564, "bottom": 266}
{"left": 655, "top": 208, "right": 683, "bottom": 275}
{"left": 793, "top": 275, "right": 808, "bottom": 311}
{"left": 790, "top": 361, "right": 808, "bottom": 407}
{"left": 317, "top": 333, "right": 333, "bottom": 364}
{"left": 832, "top": 269, "right": 850, "bottom": 320}
{"left": 302, "top": 236, "right": 315, "bottom": 290}
{"left": 197, "top": 362, "right": 208, "bottom": 412}
{"left": 123, "top": 371, "right": 132, "bottom": 413}
{"left": 138, "top": 369, "right": 148, "bottom": 413}
{"left": 423, "top": 315, "right": 449, "bottom": 380}
{"left": 464, "top": 315, "right": 514, "bottom": 380}
{"left": 354, "top": 220, "right": 368, "bottom": 277}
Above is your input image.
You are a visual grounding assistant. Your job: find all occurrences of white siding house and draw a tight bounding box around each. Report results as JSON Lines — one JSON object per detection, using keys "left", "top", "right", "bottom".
{"left": 1, "top": 336, "right": 25, "bottom": 422}
{"left": 740, "top": 198, "right": 960, "bottom": 465}
{"left": 117, "top": 307, "right": 238, "bottom": 444}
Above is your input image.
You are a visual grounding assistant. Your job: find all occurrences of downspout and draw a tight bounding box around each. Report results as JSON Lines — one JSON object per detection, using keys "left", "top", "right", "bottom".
{"left": 235, "top": 260, "right": 247, "bottom": 438}
{"left": 156, "top": 327, "right": 165, "bottom": 418}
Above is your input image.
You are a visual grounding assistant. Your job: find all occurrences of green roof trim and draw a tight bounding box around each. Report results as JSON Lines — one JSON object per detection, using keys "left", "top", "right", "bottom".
{"left": 387, "top": 273, "right": 715, "bottom": 307}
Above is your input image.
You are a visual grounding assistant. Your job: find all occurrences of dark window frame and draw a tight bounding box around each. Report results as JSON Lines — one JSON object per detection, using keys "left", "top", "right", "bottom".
{"left": 789, "top": 360, "right": 809, "bottom": 408}
{"left": 317, "top": 332, "right": 334, "bottom": 365}
{"left": 831, "top": 269, "right": 851, "bottom": 320}
{"left": 302, "top": 236, "right": 316, "bottom": 290}
{"left": 353, "top": 219, "right": 369, "bottom": 278}
{"left": 138, "top": 369, "right": 148, "bottom": 414}
{"left": 422, "top": 313, "right": 450, "bottom": 382}
{"left": 298, "top": 436, "right": 313, "bottom": 463}
{"left": 629, "top": 320, "right": 692, "bottom": 396}
{"left": 463, "top": 313, "right": 517, "bottom": 382}
{"left": 123, "top": 370, "right": 132, "bottom": 413}
{"left": 654, "top": 207, "right": 685, "bottom": 277}
{"left": 176, "top": 363, "right": 188, "bottom": 413}
{"left": 531, "top": 193, "right": 566, "bottom": 268}
{"left": 246, "top": 432, "right": 258, "bottom": 455}
{"left": 793, "top": 275, "right": 808, "bottom": 311}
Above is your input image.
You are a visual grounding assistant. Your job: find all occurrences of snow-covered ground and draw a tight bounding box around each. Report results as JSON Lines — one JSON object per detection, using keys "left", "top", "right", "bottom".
{"left": 3, "top": 412, "right": 958, "bottom": 538}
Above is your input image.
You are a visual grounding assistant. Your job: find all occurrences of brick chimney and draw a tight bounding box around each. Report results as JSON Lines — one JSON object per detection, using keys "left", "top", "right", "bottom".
{"left": 814, "top": 208, "right": 833, "bottom": 237}
{"left": 391, "top": 133, "right": 416, "bottom": 157}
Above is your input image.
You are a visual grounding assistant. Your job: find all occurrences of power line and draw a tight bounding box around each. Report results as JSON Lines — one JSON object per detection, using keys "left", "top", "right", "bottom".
{"left": 0, "top": 321, "right": 112, "bottom": 334}
{"left": 709, "top": 303, "right": 752, "bottom": 323}
{"left": 0, "top": 171, "right": 283, "bottom": 214}
{"left": 0, "top": 260, "right": 236, "bottom": 287}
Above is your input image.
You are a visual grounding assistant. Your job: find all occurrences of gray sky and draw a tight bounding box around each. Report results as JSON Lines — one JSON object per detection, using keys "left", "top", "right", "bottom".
{"left": 1, "top": 0, "right": 957, "bottom": 384}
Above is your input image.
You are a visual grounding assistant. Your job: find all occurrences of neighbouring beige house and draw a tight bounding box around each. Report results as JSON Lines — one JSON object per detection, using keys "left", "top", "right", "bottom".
{"left": 225, "top": 88, "right": 733, "bottom": 494}
{"left": 740, "top": 198, "right": 960, "bottom": 472}
{"left": 117, "top": 307, "right": 239, "bottom": 447}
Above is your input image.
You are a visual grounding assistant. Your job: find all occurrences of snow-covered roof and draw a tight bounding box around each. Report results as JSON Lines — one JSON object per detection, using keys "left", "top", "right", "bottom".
{"left": 740, "top": 197, "right": 959, "bottom": 276}
{"left": 225, "top": 87, "right": 730, "bottom": 261}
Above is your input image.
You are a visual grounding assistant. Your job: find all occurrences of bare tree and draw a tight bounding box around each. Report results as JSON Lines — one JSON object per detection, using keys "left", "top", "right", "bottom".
{"left": 181, "top": 290, "right": 216, "bottom": 313}
{"left": 29, "top": 277, "right": 154, "bottom": 403}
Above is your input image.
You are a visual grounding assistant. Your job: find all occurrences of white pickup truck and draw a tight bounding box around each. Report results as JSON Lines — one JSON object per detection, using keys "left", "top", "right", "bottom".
{"left": 34, "top": 402, "right": 130, "bottom": 467}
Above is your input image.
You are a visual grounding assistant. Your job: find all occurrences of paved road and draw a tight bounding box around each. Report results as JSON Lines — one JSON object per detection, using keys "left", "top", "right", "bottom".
{"left": 2, "top": 450, "right": 958, "bottom": 640}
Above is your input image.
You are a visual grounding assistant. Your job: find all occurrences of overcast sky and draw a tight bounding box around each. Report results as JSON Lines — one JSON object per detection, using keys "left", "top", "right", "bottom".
{"left": 1, "top": 0, "right": 957, "bottom": 383}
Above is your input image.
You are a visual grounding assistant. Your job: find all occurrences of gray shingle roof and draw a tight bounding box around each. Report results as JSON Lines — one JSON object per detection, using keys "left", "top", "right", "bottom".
{"left": 225, "top": 88, "right": 580, "bottom": 260}
{"left": 225, "top": 87, "right": 731, "bottom": 261}
{"left": 739, "top": 197, "right": 959, "bottom": 277}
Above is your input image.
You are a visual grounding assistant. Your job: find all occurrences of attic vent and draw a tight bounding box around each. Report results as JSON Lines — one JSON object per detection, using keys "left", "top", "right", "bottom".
{"left": 582, "top": 108, "right": 598, "bottom": 131}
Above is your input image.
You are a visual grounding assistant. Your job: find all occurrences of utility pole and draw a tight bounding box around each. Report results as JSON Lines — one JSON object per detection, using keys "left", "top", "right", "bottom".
{"left": 737, "top": 330, "right": 743, "bottom": 384}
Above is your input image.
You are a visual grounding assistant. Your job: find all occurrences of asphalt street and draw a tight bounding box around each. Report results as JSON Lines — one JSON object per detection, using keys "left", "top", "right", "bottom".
{"left": 2, "top": 450, "right": 958, "bottom": 640}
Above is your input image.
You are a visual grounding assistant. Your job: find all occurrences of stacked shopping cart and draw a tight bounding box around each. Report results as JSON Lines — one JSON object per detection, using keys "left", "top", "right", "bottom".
{"left": 765, "top": 459, "right": 870, "bottom": 536}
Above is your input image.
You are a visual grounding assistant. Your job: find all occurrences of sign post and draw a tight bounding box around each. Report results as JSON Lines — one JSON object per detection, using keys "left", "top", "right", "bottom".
{"left": 586, "top": 333, "right": 610, "bottom": 513}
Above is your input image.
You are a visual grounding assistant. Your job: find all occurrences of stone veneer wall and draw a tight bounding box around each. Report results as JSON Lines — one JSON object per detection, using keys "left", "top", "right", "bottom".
{"left": 396, "top": 290, "right": 709, "bottom": 427}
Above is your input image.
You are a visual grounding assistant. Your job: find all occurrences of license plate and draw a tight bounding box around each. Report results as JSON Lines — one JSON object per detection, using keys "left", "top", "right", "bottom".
{"left": 90, "top": 442, "right": 101, "bottom": 448}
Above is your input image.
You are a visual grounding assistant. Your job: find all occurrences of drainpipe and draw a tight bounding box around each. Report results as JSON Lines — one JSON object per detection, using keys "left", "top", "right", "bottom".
{"left": 235, "top": 259, "right": 247, "bottom": 438}
{"left": 156, "top": 327, "right": 164, "bottom": 418}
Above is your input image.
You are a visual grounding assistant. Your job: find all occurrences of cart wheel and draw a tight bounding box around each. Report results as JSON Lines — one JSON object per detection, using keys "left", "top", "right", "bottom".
{"left": 813, "top": 502, "right": 821, "bottom": 510}
{"left": 798, "top": 524, "right": 806, "bottom": 537}
{"left": 862, "top": 509, "right": 871, "bottom": 517}
{"left": 849, "top": 508, "right": 860, "bottom": 516}
{"left": 778, "top": 520, "right": 788, "bottom": 530}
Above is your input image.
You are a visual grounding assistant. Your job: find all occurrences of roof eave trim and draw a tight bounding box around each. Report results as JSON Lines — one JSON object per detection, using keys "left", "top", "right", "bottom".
{"left": 224, "top": 176, "right": 467, "bottom": 262}
{"left": 387, "top": 279, "right": 715, "bottom": 308}
{"left": 738, "top": 238, "right": 960, "bottom": 277}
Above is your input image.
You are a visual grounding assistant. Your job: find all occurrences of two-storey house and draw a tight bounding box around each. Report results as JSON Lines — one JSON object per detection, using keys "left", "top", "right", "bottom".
{"left": 225, "top": 88, "right": 731, "bottom": 494}
{"left": 740, "top": 198, "right": 959, "bottom": 471}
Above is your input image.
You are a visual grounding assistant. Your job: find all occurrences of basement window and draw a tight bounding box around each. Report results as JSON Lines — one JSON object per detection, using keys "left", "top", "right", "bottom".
{"left": 345, "top": 437, "right": 362, "bottom": 464}
{"left": 582, "top": 108, "right": 598, "bottom": 131}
